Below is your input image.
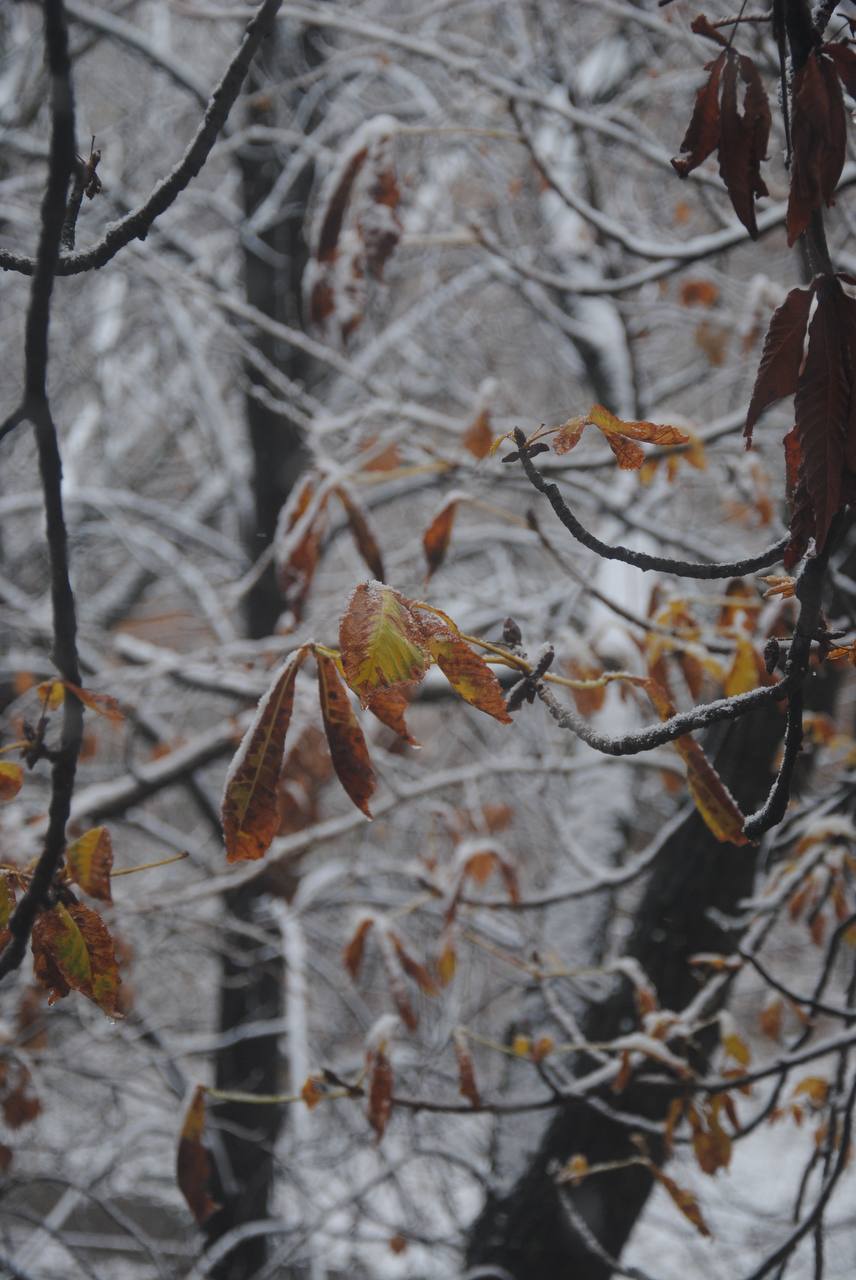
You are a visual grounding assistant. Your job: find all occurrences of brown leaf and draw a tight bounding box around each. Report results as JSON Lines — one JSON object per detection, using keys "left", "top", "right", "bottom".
{"left": 422, "top": 497, "right": 463, "bottom": 580}
{"left": 679, "top": 279, "right": 720, "bottom": 307}
{"left": 343, "top": 915, "right": 374, "bottom": 979}
{"left": 453, "top": 1029, "right": 481, "bottom": 1107}
{"left": 177, "top": 1086, "right": 220, "bottom": 1225}
{"left": 552, "top": 417, "right": 586, "bottom": 454}
{"left": 334, "top": 484, "right": 385, "bottom": 581}
{"left": 825, "top": 41, "right": 856, "bottom": 98}
{"left": 787, "top": 51, "right": 847, "bottom": 245}
{"left": 316, "top": 650, "right": 375, "bottom": 817}
{"left": 390, "top": 932, "right": 439, "bottom": 996}
{"left": 38, "top": 680, "right": 124, "bottom": 723}
{"left": 65, "top": 826, "right": 113, "bottom": 903}
{"left": 606, "top": 434, "right": 646, "bottom": 470}
{"left": 273, "top": 477, "right": 330, "bottom": 623}
{"left": 367, "top": 1048, "right": 394, "bottom": 1140}
{"left": 672, "top": 51, "right": 727, "bottom": 178}
{"left": 31, "top": 902, "right": 123, "bottom": 1017}
{"left": 366, "top": 687, "right": 418, "bottom": 746}
{"left": 744, "top": 286, "right": 813, "bottom": 444}
{"left": 222, "top": 647, "right": 310, "bottom": 862}
{"left": 316, "top": 148, "right": 369, "bottom": 264}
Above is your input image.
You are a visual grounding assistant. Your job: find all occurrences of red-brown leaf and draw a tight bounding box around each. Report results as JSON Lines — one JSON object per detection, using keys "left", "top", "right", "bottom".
{"left": 366, "top": 687, "right": 418, "bottom": 746}
{"left": 316, "top": 650, "right": 376, "bottom": 817}
{"left": 744, "top": 286, "right": 813, "bottom": 444}
{"left": 825, "top": 41, "right": 856, "bottom": 98}
{"left": 793, "top": 277, "right": 849, "bottom": 554}
{"left": 367, "top": 1048, "right": 394, "bottom": 1140}
{"left": 423, "top": 497, "right": 462, "bottom": 580}
{"left": 453, "top": 1028, "right": 481, "bottom": 1107}
{"left": 787, "top": 52, "right": 846, "bottom": 245}
{"left": 672, "top": 52, "right": 727, "bottom": 178}
{"left": 718, "top": 54, "right": 770, "bottom": 237}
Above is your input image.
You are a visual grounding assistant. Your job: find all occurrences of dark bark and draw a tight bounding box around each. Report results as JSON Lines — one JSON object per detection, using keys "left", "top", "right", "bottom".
{"left": 205, "top": 22, "right": 319, "bottom": 1280}
{"left": 466, "top": 697, "right": 786, "bottom": 1278}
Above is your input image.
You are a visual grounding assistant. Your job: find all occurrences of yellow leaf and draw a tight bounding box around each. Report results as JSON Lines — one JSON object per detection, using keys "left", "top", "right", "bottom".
{"left": 587, "top": 403, "right": 690, "bottom": 446}
{"left": 724, "top": 637, "right": 763, "bottom": 696}
{"left": 511, "top": 1033, "right": 531, "bottom": 1057}
{"left": 339, "top": 583, "right": 431, "bottom": 704}
{"left": 66, "top": 826, "right": 113, "bottom": 903}
{"left": 651, "top": 1166, "right": 712, "bottom": 1237}
{"left": 0, "top": 762, "right": 23, "bottom": 803}
{"left": 793, "top": 1076, "right": 829, "bottom": 1107}
{"left": 723, "top": 1031, "right": 751, "bottom": 1067}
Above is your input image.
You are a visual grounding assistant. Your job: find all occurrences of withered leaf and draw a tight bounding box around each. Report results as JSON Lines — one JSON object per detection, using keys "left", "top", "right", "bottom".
{"left": 672, "top": 51, "right": 727, "bottom": 178}
{"left": 422, "top": 497, "right": 464, "bottom": 580}
{"left": 334, "top": 484, "right": 385, "bottom": 581}
{"left": 787, "top": 51, "right": 846, "bottom": 246}
{"left": 645, "top": 680, "right": 748, "bottom": 845}
{"left": 367, "top": 1048, "right": 394, "bottom": 1140}
{"left": 744, "top": 286, "right": 813, "bottom": 444}
{"left": 339, "top": 582, "right": 431, "bottom": 704}
{"left": 222, "top": 647, "right": 310, "bottom": 862}
{"left": 273, "top": 477, "right": 330, "bottom": 623}
{"left": 316, "top": 650, "right": 376, "bottom": 817}
{"left": 718, "top": 54, "right": 770, "bottom": 238}
{"left": 177, "top": 1086, "right": 220, "bottom": 1225}
{"left": 793, "top": 276, "right": 849, "bottom": 555}
{"left": 453, "top": 1029, "right": 481, "bottom": 1107}
{"left": 422, "top": 623, "right": 512, "bottom": 723}
{"left": 31, "top": 902, "right": 122, "bottom": 1017}
{"left": 343, "top": 915, "right": 375, "bottom": 980}
{"left": 651, "top": 1166, "right": 712, "bottom": 1238}
{"left": 366, "top": 687, "right": 418, "bottom": 746}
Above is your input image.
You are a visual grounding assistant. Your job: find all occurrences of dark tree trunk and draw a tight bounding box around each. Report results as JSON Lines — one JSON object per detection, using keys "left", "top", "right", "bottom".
{"left": 206, "top": 22, "right": 318, "bottom": 1280}
{"left": 466, "top": 699, "right": 786, "bottom": 1278}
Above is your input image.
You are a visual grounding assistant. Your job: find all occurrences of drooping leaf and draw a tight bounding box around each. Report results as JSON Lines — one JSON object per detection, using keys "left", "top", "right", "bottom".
{"left": 37, "top": 680, "right": 124, "bottom": 723}
{"left": 339, "top": 582, "right": 431, "bottom": 705}
{"left": 316, "top": 649, "right": 376, "bottom": 817}
{"left": 744, "top": 286, "right": 814, "bottom": 444}
{"left": 422, "top": 496, "right": 464, "bottom": 580}
{"left": 651, "top": 1166, "right": 712, "bottom": 1237}
{"left": 31, "top": 902, "right": 122, "bottom": 1017}
{"left": 588, "top": 404, "right": 690, "bottom": 447}
{"left": 463, "top": 407, "right": 494, "bottom": 458}
{"left": 724, "top": 637, "right": 764, "bottom": 697}
{"left": 367, "top": 1047, "right": 394, "bottom": 1140}
{"left": 453, "top": 1029, "right": 481, "bottom": 1107}
{"left": 0, "top": 762, "right": 23, "bottom": 803}
{"left": 422, "top": 623, "right": 512, "bottom": 723}
{"left": 672, "top": 51, "right": 727, "bottom": 178}
{"left": 366, "top": 687, "right": 418, "bottom": 746}
{"left": 825, "top": 40, "right": 856, "bottom": 98}
{"left": 221, "top": 647, "right": 310, "bottom": 862}
{"left": 65, "top": 827, "right": 113, "bottom": 903}
{"left": 793, "top": 276, "right": 849, "bottom": 554}
{"left": 177, "top": 1086, "right": 220, "bottom": 1225}
{"left": 645, "top": 680, "right": 748, "bottom": 845}
{"left": 605, "top": 434, "right": 646, "bottom": 470}
{"left": 273, "top": 478, "right": 330, "bottom": 624}
{"left": 717, "top": 54, "right": 770, "bottom": 238}
{"left": 334, "top": 484, "right": 385, "bottom": 581}
{"left": 343, "top": 914, "right": 375, "bottom": 980}
{"left": 390, "top": 931, "right": 438, "bottom": 996}
{"left": 787, "top": 51, "right": 847, "bottom": 245}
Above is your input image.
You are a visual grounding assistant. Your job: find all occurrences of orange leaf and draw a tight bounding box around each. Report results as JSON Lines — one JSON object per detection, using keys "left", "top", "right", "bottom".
{"left": 463, "top": 407, "right": 493, "bottom": 458}
{"left": 422, "top": 624, "right": 511, "bottom": 723}
{"left": 0, "top": 762, "right": 23, "bottom": 803}
{"left": 273, "top": 476, "right": 330, "bottom": 623}
{"left": 552, "top": 417, "right": 587, "bottom": 454}
{"left": 177, "top": 1086, "right": 220, "bottom": 1225}
{"left": 316, "top": 650, "right": 375, "bottom": 817}
{"left": 587, "top": 404, "right": 690, "bottom": 447}
{"left": 222, "top": 647, "right": 310, "bottom": 862}
{"left": 65, "top": 826, "right": 113, "bottom": 903}
{"left": 651, "top": 1166, "right": 712, "bottom": 1238}
{"left": 37, "top": 680, "right": 124, "bottom": 723}
{"left": 605, "top": 434, "right": 646, "bottom": 470}
{"left": 422, "top": 497, "right": 463, "bottom": 580}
